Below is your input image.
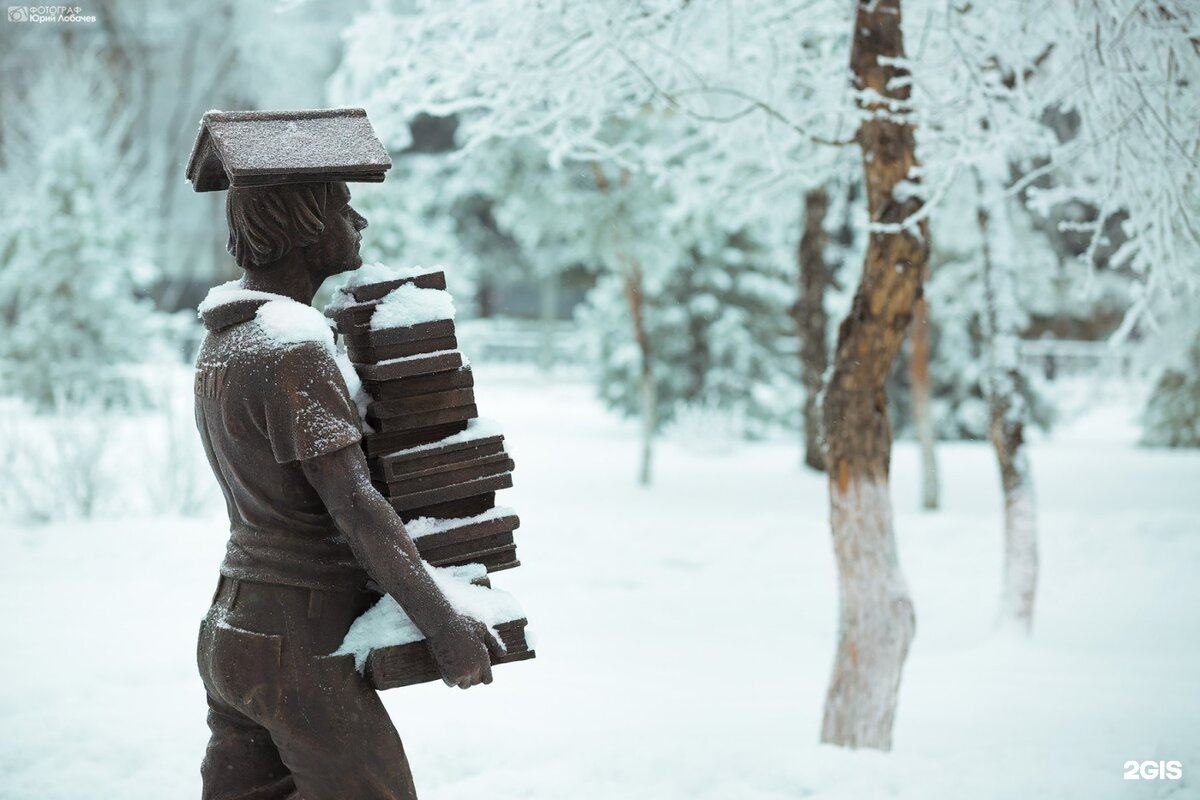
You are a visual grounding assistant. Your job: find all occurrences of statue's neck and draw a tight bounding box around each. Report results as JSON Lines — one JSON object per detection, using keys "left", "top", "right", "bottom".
{"left": 240, "top": 253, "right": 321, "bottom": 305}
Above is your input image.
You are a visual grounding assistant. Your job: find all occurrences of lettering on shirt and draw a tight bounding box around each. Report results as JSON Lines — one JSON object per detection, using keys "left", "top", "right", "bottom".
{"left": 195, "top": 363, "right": 228, "bottom": 399}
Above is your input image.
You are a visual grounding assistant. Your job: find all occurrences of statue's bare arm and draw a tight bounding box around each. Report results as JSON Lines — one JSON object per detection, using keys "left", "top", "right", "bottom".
{"left": 301, "top": 443, "right": 502, "bottom": 688}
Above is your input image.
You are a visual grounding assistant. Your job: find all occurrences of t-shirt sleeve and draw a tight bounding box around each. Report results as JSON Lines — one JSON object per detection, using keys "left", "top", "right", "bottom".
{"left": 261, "top": 343, "right": 363, "bottom": 463}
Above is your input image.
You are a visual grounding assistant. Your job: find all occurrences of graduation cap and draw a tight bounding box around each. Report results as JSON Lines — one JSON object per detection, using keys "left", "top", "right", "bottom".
{"left": 186, "top": 108, "right": 392, "bottom": 192}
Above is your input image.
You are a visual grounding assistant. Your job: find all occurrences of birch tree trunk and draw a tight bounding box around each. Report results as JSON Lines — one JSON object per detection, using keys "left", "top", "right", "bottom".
{"left": 974, "top": 166, "right": 1038, "bottom": 634}
{"left": 909, "top": 286, "right": 940, "bottom": 509}
{"left": 820, "top": 0, "right": 923, "bottom": 751}
{"left": 538, "top": 271, "right": 559, "bottom": 373}
{"left": 591, "top": 163, "right": 657, "bottom": 486}
{"left": 798, "top": 187, "right": 831, "bottom": 472}
{"left": 621, "top": 259, "right": 656, "bottom": 487}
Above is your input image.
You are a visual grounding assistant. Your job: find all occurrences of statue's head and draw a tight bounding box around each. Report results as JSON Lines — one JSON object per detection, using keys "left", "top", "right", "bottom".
{"left": 225, "top": 181, "right": 367, "bottom": 279}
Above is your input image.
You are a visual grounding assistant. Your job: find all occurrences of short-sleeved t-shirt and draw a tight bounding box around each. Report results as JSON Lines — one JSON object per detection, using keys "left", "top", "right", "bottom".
{"left": 194, "top": 296, "right": 369, "bottom": 591}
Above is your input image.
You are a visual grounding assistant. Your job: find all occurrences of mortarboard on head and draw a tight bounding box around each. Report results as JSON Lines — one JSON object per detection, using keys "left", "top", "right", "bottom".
{"left": 185, "top": 108, "right": 393, "bottom": 192}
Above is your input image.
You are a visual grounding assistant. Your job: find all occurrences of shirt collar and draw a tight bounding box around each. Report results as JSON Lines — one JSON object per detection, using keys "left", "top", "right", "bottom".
{"left": 200, "top": 298, "right": 272, "bottom": 332}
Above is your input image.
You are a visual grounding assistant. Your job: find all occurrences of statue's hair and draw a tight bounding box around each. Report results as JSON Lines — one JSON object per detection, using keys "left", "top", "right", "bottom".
{"left": 225, "top": 182, "right": 329, "bottom": 269}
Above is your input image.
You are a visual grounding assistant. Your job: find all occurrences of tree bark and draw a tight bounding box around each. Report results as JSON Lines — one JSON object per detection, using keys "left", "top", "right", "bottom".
{"left": 909, "top": 285, "right": 939, "bottom": 509}
{"left": 974, "top": 166, "right": 1038, "bottom": 634}
{"left": 593, "top": 162, "right": 656, "bottom": 486}
{"left": 538, "top": 270, "right": 559, "bottom": 373}
{"left": 820, "top": 0, "right": 923, "bottom": 751}
{"left": 798, "top": 187, "right": 830, "bottom": 472}
{"left": 621, "top": 259, "right": 656, "bottom": 486}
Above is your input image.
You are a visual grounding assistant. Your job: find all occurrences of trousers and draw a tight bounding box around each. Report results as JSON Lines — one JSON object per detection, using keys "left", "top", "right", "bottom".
{"left": 197, "top": 576, "right": 418, "bottom": 800}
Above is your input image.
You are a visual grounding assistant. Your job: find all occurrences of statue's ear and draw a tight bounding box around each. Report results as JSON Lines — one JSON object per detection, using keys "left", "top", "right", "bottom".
{"left": 317, "top": 183, "right": 330, "bottom": 222}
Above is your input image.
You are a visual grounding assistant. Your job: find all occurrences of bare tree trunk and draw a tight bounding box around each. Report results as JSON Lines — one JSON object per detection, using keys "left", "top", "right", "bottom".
{"left": 909, "top": 286, "right": 939, "bottom": 509}
{"left": 820, "top": 0, "right": 924, "bottom": 751}
{"left": 622, "top": 260, "right": 656, "bottom": 487}
{"left": 592, "top": 163, "right": 657, "bottom": 486}
{"left": 476, "top": 276, "right": 495, "bottom": 319}
{"left": 975, "top": 166, "right": 1038, "bottom": 634}
{"left": 798, "top": 187, "right": 830, "bottom": 472}
{"left": 538, "top": 271, "right": 559, "bottom": 373}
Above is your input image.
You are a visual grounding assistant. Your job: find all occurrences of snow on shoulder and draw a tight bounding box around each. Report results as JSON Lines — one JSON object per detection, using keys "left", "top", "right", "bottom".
{"left": 333, "top": 563, "right": 526, "bottom": 671}
{"left": 196, "top": 279, "right": 281, "bottom": 315}
{"left": 255, "top": 300, "right": 336, "bottom": 352}
{"left": 371, "top": 283, "right": 455, "bottom": 331}
{"left": 198, "top": 280, "right": 337, "bottom": 352}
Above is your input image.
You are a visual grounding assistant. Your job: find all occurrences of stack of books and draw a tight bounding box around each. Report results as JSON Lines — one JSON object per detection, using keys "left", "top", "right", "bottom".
{"left": 364, "top": 618, "right": 535, "bottom": 688}
{"left": 327, "top": 268, "right": 534, "bottom": 688}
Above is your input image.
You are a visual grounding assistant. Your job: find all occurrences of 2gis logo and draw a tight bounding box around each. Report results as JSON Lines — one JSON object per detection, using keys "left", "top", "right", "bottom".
{"left": 1123, "top": 760, "right": 1183, "bottom": 781}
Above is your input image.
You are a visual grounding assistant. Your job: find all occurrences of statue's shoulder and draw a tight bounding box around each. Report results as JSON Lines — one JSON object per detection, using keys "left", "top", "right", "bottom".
{"left": 247, "top": 304, "right": 344, "bottom": 394}
{"left": 198, "top": 287, "right": 337, "bottom": 367}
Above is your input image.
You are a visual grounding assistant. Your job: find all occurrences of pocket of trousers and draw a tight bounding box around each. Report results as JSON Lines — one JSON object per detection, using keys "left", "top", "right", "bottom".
{"left": 205, "top": 622, "right": 286, "bottom": 722}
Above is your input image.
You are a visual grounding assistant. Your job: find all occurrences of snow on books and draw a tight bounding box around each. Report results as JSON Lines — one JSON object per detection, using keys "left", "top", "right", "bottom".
{"left": 333, "top": 563, "right": 535, "bottom": 690}
{"left": 405, "top": 505, "right": 517, "bottom": 539}
{"left": 370, "top": 283, "right": 456, "bottom": 331}
{"left": 339, "top": 262, "right": 446, "bottom": 300}
{"left": 323, "top": 263, "right": 533, "bottom": 680}
{"left": 326, "top": 264, "right": 448, "bottom": 323}
{"left": 345, "top": 322, "right": 459, "bottom": 364}
{"left": 404, "top": 507, "right": 521, "bottom": 572}
{"left": 186, "top": 108, "right": 392, "bottom": 192}
{"left": 377, "top": 417, "right": 504, "bottom": 461}
{"left": 327, "top": 269, "right": 525, "bottom": 566}
{"left": 356, "top": 349, "right": 464, "bottom": 382}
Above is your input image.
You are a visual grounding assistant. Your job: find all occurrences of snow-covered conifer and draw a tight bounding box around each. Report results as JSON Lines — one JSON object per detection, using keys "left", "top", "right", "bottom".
{"left": 581, "top": 214, "right": 797, "bottom": 440}
{"left": 0, "top": 58, "right": 161, "bottom": 407}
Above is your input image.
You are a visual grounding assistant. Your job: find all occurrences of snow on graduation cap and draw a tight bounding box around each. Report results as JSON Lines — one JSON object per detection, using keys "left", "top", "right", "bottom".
{"left": 185, "top": 108, "right": 392, "bottom": 192}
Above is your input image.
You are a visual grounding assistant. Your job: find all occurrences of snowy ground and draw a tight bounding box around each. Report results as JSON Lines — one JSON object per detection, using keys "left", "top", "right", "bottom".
{"left": 1, "top": 367, "right": 1198, "bottom": 799}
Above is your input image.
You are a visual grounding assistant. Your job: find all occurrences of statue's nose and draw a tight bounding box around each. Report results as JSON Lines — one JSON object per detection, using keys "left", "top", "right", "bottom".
{"left": 351, "top": 208, "right": 368, "bottom": 231}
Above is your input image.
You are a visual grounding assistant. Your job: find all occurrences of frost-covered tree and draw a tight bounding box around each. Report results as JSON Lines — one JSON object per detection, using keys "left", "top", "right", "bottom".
{"left": 904, "top": 0, "right": 1200, "bottom": 634}
{"left": 582, "top": 214, "right": 797, "bottom": 439}
{"left": 337, "top": 0, "right": 852, "bottom": 485}
{"left": 336, "top": 0, "right": 1200, "bottom": 747}
{"left": 0, "top": 0, "right": 365, "bottom": 305}
{"left": 1141, "top": 309, "right": 1200, "bottom": 448}
{"left": 1026, "top": 1, "right": 1200, "bottom": 319}
{"left": 1142, "top": 348, "right": 1200, "bottom": 448}
{"left": 818, "top": 0, "right": 925, "bottom": 751}
{"left": 335, "top": 0, "right": 920, "bottom": 746}
{"left": 330, "top": 155, "right": 483, "bottom": 306}
{"left": 905, "top": 251, "right": 1059, "bottom": 443}
{"left": 0, "top": 51, "right": 161, "bottom": 406}
{"left": 975, "top": 163, "right": 1041, "bottom": 632}
{"left": 796, "top": 187, "right": 833, "bottom": 471}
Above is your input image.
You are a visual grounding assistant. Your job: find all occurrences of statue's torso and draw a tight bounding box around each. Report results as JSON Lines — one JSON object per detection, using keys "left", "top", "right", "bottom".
{"left": 194, "top": 298, "right": 368, "bottom": 592}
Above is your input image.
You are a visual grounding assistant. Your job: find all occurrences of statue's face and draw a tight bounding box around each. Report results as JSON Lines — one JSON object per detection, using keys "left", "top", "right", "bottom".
{"left": 311, "top": 181, "right": 368, "bottom": 278}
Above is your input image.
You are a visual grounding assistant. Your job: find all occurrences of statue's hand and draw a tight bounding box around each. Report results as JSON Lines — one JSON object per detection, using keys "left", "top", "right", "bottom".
{"left": 427, "top": 614, "right": 504, "bottom": 689}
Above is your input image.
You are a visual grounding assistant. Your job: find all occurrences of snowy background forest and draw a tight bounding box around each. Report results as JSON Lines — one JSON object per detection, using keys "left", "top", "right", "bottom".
{"left": 1, "top": 1, "right": 1199, "bottom": 798}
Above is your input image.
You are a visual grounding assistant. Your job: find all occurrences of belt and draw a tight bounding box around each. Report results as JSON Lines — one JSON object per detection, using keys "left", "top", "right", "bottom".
{"left": 211, "top": 576, "right": 379, "bottom": 642}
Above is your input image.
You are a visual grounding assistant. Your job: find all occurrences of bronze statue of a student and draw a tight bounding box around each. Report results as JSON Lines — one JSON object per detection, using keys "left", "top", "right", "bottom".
{"left": 187, "top": 110, "right": 499, "bottom": 800}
